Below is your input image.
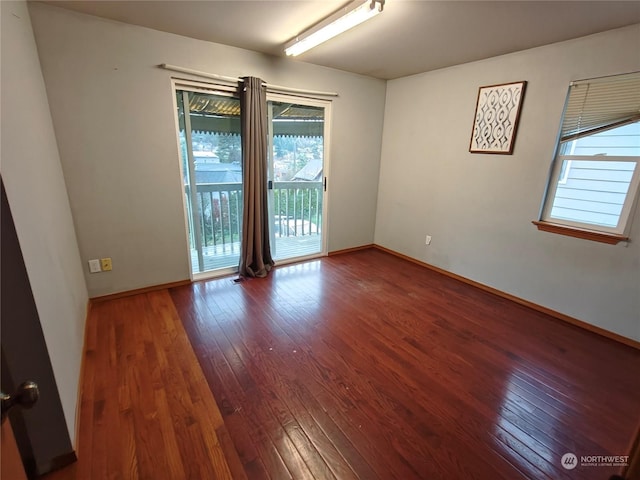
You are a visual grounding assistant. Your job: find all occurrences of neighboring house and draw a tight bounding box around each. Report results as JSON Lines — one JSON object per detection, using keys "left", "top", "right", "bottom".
{"left": 194, "top": 161, "right": 242, "bottom": 184}
{"left": 550, "top": 121, "right": 640, "bottom": 228}
{"left": 292, "top": 158, "right": 323, "bottom": 181}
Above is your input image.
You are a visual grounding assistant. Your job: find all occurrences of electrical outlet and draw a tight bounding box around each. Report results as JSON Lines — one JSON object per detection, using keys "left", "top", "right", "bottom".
{"left": 425, "top": 235, "right": 432, "bottom": 245}
{"left": 100, "top": 257, "right": 112, "bottom": 271}
{"left": 88, "top": 259, "right": 101, "bottom": 273}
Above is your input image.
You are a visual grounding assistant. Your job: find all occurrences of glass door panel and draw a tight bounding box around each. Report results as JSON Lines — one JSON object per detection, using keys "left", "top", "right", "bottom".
{"left": 267, "top": 97, "right": 328, "bottom": 261}
{"left": 176, "top": 89, "right": 242, "bottom": 275}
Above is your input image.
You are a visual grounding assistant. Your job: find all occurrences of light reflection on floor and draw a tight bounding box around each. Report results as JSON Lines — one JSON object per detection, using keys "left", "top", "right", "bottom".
{"left": 494, "top": 369, "right": 574, "bottom": 479}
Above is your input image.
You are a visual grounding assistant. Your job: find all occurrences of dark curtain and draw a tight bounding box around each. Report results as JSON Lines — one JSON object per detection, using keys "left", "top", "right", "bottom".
{"left": 239, "top": 77, "right": 274, "bottom": 277}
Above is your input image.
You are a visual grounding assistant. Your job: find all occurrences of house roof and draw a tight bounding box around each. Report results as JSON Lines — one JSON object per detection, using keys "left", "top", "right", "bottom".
{"left": 292, "top": 159, "right": 323, "bottom": 182}
{"left": 194, "top": 162, "right": 242, "bottom": 184}
{"left": 191, "top": 159, "right": 322, "bottom": 184}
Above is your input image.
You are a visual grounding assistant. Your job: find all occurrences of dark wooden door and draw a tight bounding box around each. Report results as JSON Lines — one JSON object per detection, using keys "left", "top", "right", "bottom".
{"left": 1, "top": 179, "right": 75, "bottom": 478}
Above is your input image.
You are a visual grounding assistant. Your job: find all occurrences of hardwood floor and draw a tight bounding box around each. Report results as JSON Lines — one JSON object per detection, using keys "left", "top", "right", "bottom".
{"left": 45, "top": 290, "right": 244, "bottom": 480}
{"left": 173, "top": 249, "right": 639, "bottom": 479}
{"left": 46, "top": 248, "right": 639, "bottom": 479}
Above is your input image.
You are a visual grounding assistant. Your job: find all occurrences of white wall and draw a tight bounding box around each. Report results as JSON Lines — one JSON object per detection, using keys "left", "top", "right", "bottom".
{"left": 376, "top": 24, "right": 640, "bottom": 341}
{"left": 27, "top": 3, "right": 386, "bottom": 297}
{"left": 1, "top": 0, "right": 89, "bottom": 443}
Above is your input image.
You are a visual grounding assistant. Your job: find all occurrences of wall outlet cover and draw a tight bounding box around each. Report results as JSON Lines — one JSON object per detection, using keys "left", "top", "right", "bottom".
{"left": 100, "top": 258, "right": 112, "bottom": 271}
{"left": 88, "top": 259, "right": 101, "bottom": 273}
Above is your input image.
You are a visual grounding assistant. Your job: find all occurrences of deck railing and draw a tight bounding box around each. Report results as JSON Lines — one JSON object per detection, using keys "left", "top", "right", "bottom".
{"left": 185, "top": 181, "right": 323, "bottom": 252}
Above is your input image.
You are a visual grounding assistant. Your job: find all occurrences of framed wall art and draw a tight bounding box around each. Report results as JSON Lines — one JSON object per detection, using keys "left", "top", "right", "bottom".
{"left": 469, "top": 81, "right": 527, "bottom": 154}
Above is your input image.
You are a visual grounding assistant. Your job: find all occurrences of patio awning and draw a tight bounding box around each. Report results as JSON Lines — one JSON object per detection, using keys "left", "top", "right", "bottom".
{"left": 187, "top": 116, "right": 323, "bottom": 137}
{"left": 184, "top": 94, "right": 324, "bottom": 137}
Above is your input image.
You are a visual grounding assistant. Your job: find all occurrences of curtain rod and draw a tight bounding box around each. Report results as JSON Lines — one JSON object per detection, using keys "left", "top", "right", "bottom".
{"left": 159, "top": 64, "right": 339, "bottom": 97}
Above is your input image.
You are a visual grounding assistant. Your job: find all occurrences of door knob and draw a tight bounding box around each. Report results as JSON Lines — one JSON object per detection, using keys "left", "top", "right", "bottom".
{"left": 1, "top": 381, "right": 39, "bottom": 423}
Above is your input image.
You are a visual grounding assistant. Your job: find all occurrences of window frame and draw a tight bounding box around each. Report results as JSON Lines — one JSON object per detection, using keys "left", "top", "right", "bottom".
{"left": 540, "top": 153, "right": 640, "bottom": 233}
{"left": 535, "top": 73, "right": 640, "bottom": 244}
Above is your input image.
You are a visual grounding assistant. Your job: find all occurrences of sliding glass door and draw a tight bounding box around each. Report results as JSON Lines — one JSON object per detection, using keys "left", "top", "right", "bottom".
{"left": 267, "top": 95, "right": 330, "bottom": 262}
{"left": 175, "top": 83, "right": 330, "bottom": 277}
{"left": 176, "top": 87, "right": 242, "bottom": 275}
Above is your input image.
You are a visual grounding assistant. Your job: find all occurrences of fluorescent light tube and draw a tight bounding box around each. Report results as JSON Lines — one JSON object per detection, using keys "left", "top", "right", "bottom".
{"left": 285, "top": 0, "right": 384, "bottom": 57}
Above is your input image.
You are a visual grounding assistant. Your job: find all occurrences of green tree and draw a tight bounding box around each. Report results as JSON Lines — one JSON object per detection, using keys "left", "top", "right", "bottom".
{"left": 217, "top": 134, "right": 241, "bottom": 163}
{"left": 274, "top": 136, "right": 296, "bottom": 157}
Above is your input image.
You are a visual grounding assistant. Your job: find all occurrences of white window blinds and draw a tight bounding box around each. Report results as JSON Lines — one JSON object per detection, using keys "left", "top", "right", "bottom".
{"left": 560, "top": 71, "right": 640, "bottom": 142}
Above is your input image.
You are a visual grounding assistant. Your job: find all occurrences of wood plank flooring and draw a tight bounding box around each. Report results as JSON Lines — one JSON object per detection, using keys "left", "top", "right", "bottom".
{"left": 44, "top": 289, "right": 244, "bottom": 480}
{"left": 45, "top": 248, "right": 639, "bottom": 479}
{"left": 172, "top": 249, "right": 639, "bottom": 479}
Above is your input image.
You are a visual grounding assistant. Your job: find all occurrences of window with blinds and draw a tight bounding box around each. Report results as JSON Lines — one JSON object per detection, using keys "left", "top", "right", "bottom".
{"left": 538, "top": 71, "right": 640, "bottom": 240}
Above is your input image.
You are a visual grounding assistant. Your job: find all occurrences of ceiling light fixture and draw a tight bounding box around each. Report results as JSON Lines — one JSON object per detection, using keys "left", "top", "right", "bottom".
{"left": 284, "top": 0, "right": 385, "bottom": 57}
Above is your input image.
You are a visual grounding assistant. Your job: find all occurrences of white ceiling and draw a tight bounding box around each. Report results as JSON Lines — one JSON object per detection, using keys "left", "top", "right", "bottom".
{"left": 39, "top": 0, "right": 640, "bottom": 80}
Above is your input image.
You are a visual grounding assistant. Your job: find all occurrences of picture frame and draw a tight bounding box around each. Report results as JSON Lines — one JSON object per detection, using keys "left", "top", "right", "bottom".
{"left": 469, "top": 81, "right": 527, "bottom": 154}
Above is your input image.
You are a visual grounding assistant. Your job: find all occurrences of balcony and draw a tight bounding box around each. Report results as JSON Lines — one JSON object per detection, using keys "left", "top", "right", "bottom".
{"left": 186, "top": 181, "right": 323, "bottom": 273}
